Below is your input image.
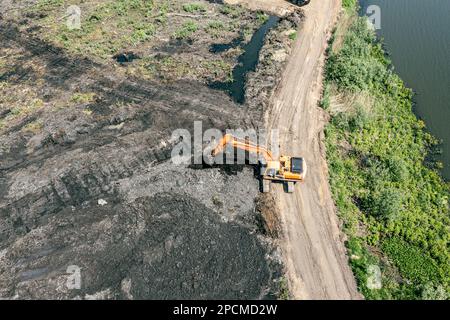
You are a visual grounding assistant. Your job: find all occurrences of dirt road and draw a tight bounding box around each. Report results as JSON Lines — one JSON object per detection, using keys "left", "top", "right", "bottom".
{"left": 266, "top": 0, "right": 361, "bottom": 299}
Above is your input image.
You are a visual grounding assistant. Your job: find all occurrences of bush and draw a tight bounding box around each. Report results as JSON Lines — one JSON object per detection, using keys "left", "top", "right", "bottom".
{"left": 342, "top": 0, "right": 357, "bottom": 10}
{"left": 421, "top": 282, "right": 448, "bottom": 300}
{"left": 326, "top": 19, "right": 389, "bottom": 91}
{"left": 349, "top": 104, "right": 370, "bottom": 131}
{"left": 173, "top": 21, "right": 199, "bottom": 39}
{"left": 182, "top": 3, "right": 206, "bottom": 13}
{"left": 256, "top": 12, "right": 269, "bottom": 24}
{"left": 361, "top": 187, "right": 403, "bottom": 222}
{"left": 386, "top": 157, "right": 409, "bottom": 182}
{"left": 383, "top": 238, "right": 441, "bottom": 284}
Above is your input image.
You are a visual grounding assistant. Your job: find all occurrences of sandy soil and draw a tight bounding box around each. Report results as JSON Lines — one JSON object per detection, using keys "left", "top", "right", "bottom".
{"left": 265, "top": 0, "right": 362, "bottom": 299}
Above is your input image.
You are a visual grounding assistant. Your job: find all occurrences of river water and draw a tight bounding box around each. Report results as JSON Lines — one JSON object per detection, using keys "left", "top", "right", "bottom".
{"left": 359, "top": 0, "right": 450, "bottom": 180}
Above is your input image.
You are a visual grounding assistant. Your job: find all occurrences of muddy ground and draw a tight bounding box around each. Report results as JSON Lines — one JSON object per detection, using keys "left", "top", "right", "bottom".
{"left": 0, "top": 1, "right": 301, "bottom": 299}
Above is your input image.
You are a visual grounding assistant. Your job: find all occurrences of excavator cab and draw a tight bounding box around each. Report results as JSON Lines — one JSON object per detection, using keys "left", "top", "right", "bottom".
{"left": 289, "top": 0, "right": 311, "bottom": 7}
{"left": 291, "top": 157, "right": 305, "bottom": 175}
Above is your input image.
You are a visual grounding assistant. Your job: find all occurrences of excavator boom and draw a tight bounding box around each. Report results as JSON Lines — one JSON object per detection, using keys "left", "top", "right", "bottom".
{"left": 211, "top": 134, "right": 274, "bottom": 162}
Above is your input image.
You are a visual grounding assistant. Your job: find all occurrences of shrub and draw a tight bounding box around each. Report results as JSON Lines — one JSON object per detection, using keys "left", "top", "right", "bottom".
{"left": 326, "top": 19, "right": 389, "bottom": 91}
{"left": 173, "top": 21, "right": 199, "bottom": 39}
{"left": 182, "top": 2, "right": 206, "bottom": 13}
{"left": 383, "top": 238, "right": 441, "bottom": 284}
{"left": 342, "top": 0, "right": 357, "bottom": 10}
{"left": 361, "top": 187, "right": 403, "bottom": 222}
{"left": 130, "top": 23, "right": 155, "bottom": 44}
{"left": 421, "top": 282, "right": 448, "bottom": 300}
{"left": 256, "top": 12, "right": 269, "bottom": 24}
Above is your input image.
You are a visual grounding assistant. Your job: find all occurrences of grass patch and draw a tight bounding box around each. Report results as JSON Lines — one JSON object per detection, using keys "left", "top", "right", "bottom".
{"left": 36, "top": 0, "right": 64, "bottom": 9}
{"left": 182, "top": 2, "right": 206, "bottom": 13}
{"left": 256, "top": 12, "right": 269, "bottom": 24}
{"left": 206, "top": 20, "right": 225, "bottom": 38}
{"left": 10, "top": 98, "right": 44, "bottom": 116}
{"left": 70, "top": 92, "right": 96, "bottom": 104}
{"left": 130, "top": 22, "right": 156, "bottom": 44}
{"left": 29, "top": 0, "right": 159, "bottom": 58}
{"left": 220, "top": 4, "right": 243, "bottom": 18}
{"left": 201, "top": 60, "right": 233, "bottom": 82}
{"left": 289, "top": 31, "right": 297, "bottom": 41}
{"left": 173, "top": 20, "right": 199, "bottom": 39}
{"left": 342, "top": 0, "right": 358, "bottom": 10}
{"left": 383, "top": 237, "right": 441, "bottom": 284}
{"left": 23, "top": 120, "right": 43, "bottom": 134}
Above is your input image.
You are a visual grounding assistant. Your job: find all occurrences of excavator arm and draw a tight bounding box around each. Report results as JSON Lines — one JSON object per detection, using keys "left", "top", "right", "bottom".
{"left": 211, "top": 134, "right": 274, "bottom": 162}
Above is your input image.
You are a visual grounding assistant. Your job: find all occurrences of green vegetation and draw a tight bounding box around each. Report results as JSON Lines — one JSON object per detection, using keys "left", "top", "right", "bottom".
{"left": 29, "top": 0, "right": 161, "bottom": 57}
{"left": 21, "top": 0, "right": 262, "bottom": 85}
{"left": 0, "top": 81, "right": 46, "bottom": 131}
{"left": 136, "top": 55, "right": 232, "bottom": 83}
{"left": 143, "top": 56, "right": 192, "bottom": 80}
{"left": 256, "top": 12, "right": 269, "bottom": 24}
{"left": 342, "top": 0, "right": 358, "bottom": 10}
{"left": 205, "top": 20, "right": 225, "bottom": 38}
{"left": 278, "top": 277, "right": 290, "bottom": 300}
{"left": 173, "top": 20, "right": 199, "bottom": 39}
{"left": 207, "top": 21, "right": 224, "bottom": 30}
{"left": 130, "top": 22, "right": 156, "bottom": 44}
{"left": 323, "top": 11, "right": 449, "bottom": 299}
{"left": 219, "top": 4, "right": 243, "bottom": 18}
{"left": 382, "top": 238, "right": 441, "bottom": 284}
{"left": 10, "top": 98, "right": 44, "bottom": 117}
{"left": 23, "top": 120, "right": 44, "bottom": 134}
{"left": 36, "top": 0, "right": 64, "bottom": 8}
{"left": 288, "top": 31, "right": 297, "bottom": 41}
{"left": 201, "top": 60, "right": 233, "bottom": 82}
{"left": 70, "top": 92, "right": 96, "bottom": 104}
{"left": 182, "top": 2, "right": 206, "bottom": 13}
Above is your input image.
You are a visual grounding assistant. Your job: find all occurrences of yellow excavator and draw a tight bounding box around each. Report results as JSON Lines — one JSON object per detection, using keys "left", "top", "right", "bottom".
{"left": 210, "top": 134, "right": 307, "bottom": 193}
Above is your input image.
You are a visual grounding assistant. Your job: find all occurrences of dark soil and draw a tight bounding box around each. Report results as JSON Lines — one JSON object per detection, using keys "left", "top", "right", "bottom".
{"left": 0, "top": 1, "right": 302, "bottom": 299}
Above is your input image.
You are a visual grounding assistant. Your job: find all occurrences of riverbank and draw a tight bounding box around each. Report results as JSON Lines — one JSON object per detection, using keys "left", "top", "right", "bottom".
{"left": 322, "top": 2, "right": 449, "bottom": 299}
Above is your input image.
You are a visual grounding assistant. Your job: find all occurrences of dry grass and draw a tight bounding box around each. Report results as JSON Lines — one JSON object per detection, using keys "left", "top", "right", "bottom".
{"left": 327, "top": 84, "right": 376, "bottom": 117}
{"left": 331, "top": 11, "right": 356, "bottom": 54}
{"left": 22, "top": 120, "right": 44, "bottom": 134}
